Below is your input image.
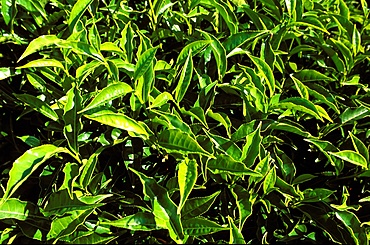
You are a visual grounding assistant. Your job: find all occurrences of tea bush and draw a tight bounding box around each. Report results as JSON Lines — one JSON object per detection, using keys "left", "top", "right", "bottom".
{"left": 1, "top": 0, "right": 370, "bottom": 243}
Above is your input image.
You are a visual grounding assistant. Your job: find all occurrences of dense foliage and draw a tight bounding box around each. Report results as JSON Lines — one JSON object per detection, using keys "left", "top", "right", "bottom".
{"left": 1, "top": 0, "right": 370, "bottom": 243}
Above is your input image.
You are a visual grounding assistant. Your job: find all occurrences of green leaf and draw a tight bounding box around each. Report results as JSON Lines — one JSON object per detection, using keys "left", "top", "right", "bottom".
{"left": 198, "top": 30, "right": 227, "bottom": 80}
{"left": 228, "top": 216, "right": 246, "bottom": 244}
{"left": 149, "top": 92, "right": 173, "bottom": 109}
{"left": 271, "top": 97, "right": 322, "bottom": 120}
{"left": 42, "top": 189, "right": 101, "bottom": 217}
{"left": 14, "top": 94, "right": 59, "bottom": 121}
{"left": 231, "top": 185, "right": 257, "bottom": 230}
{"left": 305, "top": 138, "right": 343, "bottom": 174}
{"left": 180, "top": 107, "right": 208, "bottom": 129}
{"left": 0, "top": 67, "right": 20, "bottom": 80}
{"left": 275, "top": 176, "right": 302, "bottom": 198}
{"left": 294, "top": 69, "right": 334, "bottom": 82}
{"left": 240, "top": 6, "right": 268, "bottom": 30}
{"left": 158, "top": 129, "right": 212, "bottom": 157}
{"left": 65, "top": 231, "right": 117, "bottom": 244}
{"left": 223, "top": 30, "right": 270, "bottom": 54}
{"left": 207, "top": 109, "right": 231, "bottom": 138}
{"left": 231, "top": 121, "right": 256, "bottom": 142}
{"left": 207, "top": 132, "right": 242, "bottom": 160}
{"left": 134, "top": 46, "right": 159, "bottom": 81}
{"left": 79, "top": 147, "right": 105, "bottom": 190}
{"left": 291, "top": 75, "right": 309, "bottom": 99}
{"left": 352, "top": 25, "right": 361, "bottom": 56}
{"left": 120, "top": 21, "right": 135, "bottom": 63}
{"left": 178, "top": 158, "right": 197, "bottom": 213}
{"left": 2, "top": 145, "right": 68, "bottom": 201}
{"left": 79, "top": 83, "right": 133, "bottom": 113}
{"left": 290, "top": 18, "right": 329, "bottom": 33}
{"left": 292, "top": 174, "right": 317, "bottom": 185}
{"left": 60, "top": 41, "right": 104, "bottom": 62}
{"left": 60, "top": 163, "right": 80, "bottom": 199}
{"left": 249, "top": 155, "right": 270, "bottom": 185}
{"left": 328, "top": 150, "right": 368, "bottom": 169}
{"left": 17, "top": 59, "right": 64, "bottom": 70}
{"left": 17, "top": 135, "right": 40, "bottom": 148}
{"left": 339, "top": 106, "right": 370, "bottom": 125}
{"left": 0, "top": 198, "right": 44, "bottom": 221}
{"left": 25, "top": 73, "right": 47, "bottom": 92}
{"left": 298, "top": 204, "right": 352, "bottom": 244}
{"left": 129, "top": 168, "right": 184, "bottom": 241}
{"left": 176, "top": 40, "right": 211, "bottom": 66}
{"left": 151, "top": 109, "right": 192, "bottom": 135}
{"left": 174, "top": 50, "right": 193, "bottom": 102}
{"left": 241, "top": 122, "right": 262, "bottom": 167}
{"left": 305, "top": 83, "right": 340, "bottom": 114}
{"left": 349, "top": 132, "right": 369, "bottom": 162}
{"left": 18, "top": 35, "right": 62, "bottom": 61}
{"left": 83, "top": 111, "right": 149, "bottom": 139}
{"left": 335, "top": 211, "right": 368, "bottom": 245}
{"left": 1, "top": 0, "right": 15, "bottom": 25}
{"left": 75, "top": 60, "right": 101, "bottom": 80}
{"left": 101, "top": 212, "right": 160, "bottom": 231}
{"left": 321, "top": 44, "right": 346, "bottom": 72}
{"left": 263, "top": 167, "right": 276, "bottom": 194}
{"left": 268, "top": 120, "right": 312, "bottom": 137}
{"left": 68, "top": 0, "right": 94, "bottom": 32}
{"left": 88, "top": 23, "right": 101, "bottom": 51}
{"left": 181, "top": 191, "right": 221, "bottom": 219}
{"left": 135, "top": 54, "right": 155, "bottom": 104}
{"left": 302, "top": 188, "right": 336, "bottom": 203}
{"left": 182, "top": 217, "right": 228, "bottom": 236}
{"left": 47, "top": 209, "right": 95, "bottom": 240}
{"left": 247, "top": 53, "right": 275, "bottom": 97}
{"left": 209, "top": 0, "right": 238, "bottom": 34}
{"left": 208, "top": 155, "right": 262, "bottom": 176}
{"left": 63, "top": 85, "right": 83, "bottom": 155}
{"left": 100, "top": 42, "right": 124, "bottom": 55}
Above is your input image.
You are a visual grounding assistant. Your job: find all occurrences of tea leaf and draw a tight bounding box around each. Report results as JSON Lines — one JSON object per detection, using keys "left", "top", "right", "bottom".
{"left": 2, "top": 145, "right": 69, "bottom": 201}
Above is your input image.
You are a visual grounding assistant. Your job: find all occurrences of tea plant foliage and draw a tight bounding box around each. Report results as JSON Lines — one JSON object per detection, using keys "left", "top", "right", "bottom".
{"left": 1, "top": 0, "right": 370, "bottom": 243}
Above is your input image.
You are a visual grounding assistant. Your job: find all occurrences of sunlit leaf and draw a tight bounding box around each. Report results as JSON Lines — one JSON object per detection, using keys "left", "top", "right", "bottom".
{"left": 83, "top": 110, "right": 149, "bottom": 139}
{"left": 228, "top": 216, "right": 246, "bottom": 244}
{"left": 101, "top": 212, "right": 160, "bottom": 231}
{"left": 208, "top": 155, "right": 262, "bottom": 176}
{"left": 158, "top": 129, "right": 212, "bottom": 157}
{"left": 17, "top": 59, "right": 64, "bottom": 70}
{"left": 231, "top": 185, "right": 257, "bottom": 230}
{"left": 18, "top": 35, "right": 62, "bottom": 61}
{"left": 2, "top": 145, "right": 69, "bottom": 202}
{"left": 14, "top": 94, "right": 59, "bottom": 121}
{"left": 182, "top": 217, "right": 228, "bottom": 236}
{"left": 68, "top": 0, "right": 94, "bottom": 32}
{"left": 129, "top": 168, "right": 184, "bottom": 241}
{"left": 181, "top": 191, "right": 221, "bottom": 219}
{"left": 79, "top": 83, "right": 133, "bottom": 113}
{"left": 328, "top": 150, "right": 368, "bottom": 169}
{"left": 47, "top": 209, "right": 94, "bottom": 240}
{"left": 174, "top": 50, "right": 193, "bottom": 102}
{"left": 177, "top": 158, "right": 197, "bottom": 213}
{"left": 0, "top": 198, "right": 44, "bottom": 221}
{"left": 134, "top": 46, "right": 159, "bottom": 81}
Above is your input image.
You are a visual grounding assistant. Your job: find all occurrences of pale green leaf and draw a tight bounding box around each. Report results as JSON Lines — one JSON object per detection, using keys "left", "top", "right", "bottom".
{"left": 68, "top": 0, "right": 94, "bottom": 32}
{"left": 178, "top": 158, "right": 197, "bottom": 213}
{"left": 2, "top": 145, "right": 69, "bottom": 201}
{"left": 83, "top": 111, "right": 149, "bottom": 139}
{"left": 79, "top": 83, "right": 133, "bottom": 113}
{"left": 328, "top": 150, "right": 368, "bottom": 169}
